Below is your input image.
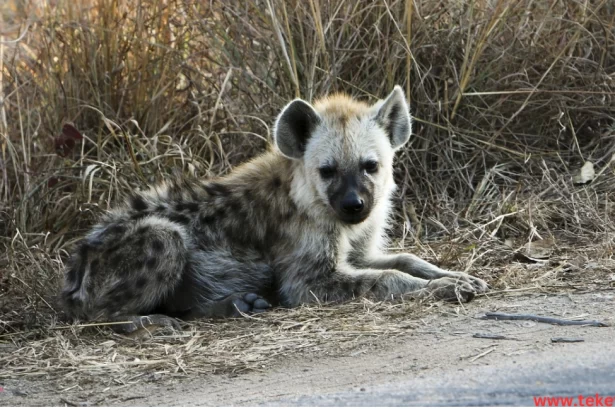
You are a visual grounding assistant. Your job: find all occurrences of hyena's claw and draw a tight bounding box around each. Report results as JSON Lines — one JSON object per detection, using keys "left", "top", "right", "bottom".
{"left": 469, "top": 276, "right": 489, "bottom": 293}
{"left": 450, "top": 272, "right": 489, "bottom": 294}
{"left": 466, "top": 275, "right": 489, "bottom": 293}
{"left": 426, "top": 277, "right": 476, "bottom": 303}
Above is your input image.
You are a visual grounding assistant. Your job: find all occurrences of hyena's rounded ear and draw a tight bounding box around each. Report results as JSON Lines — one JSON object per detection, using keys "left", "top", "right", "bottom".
{"left": 274, "top": 99, "right": 322, "bottom": 159}
{"left": 373, "top": 85, "right": 412, "bottom": 150}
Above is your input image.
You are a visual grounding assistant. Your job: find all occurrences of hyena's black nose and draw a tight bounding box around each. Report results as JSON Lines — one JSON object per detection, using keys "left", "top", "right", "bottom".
{"left": 341, "top": 193, "right": 364, "bottom": 214}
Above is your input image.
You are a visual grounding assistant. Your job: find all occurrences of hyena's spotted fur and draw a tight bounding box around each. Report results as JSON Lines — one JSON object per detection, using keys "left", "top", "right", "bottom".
{"left": 61, "top": 86, "right": 488, "bottom": 331}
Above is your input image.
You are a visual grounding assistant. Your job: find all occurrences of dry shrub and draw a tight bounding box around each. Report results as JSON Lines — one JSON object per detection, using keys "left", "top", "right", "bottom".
{"left": 1, "top": 0, "right": 614, "bottom": 335}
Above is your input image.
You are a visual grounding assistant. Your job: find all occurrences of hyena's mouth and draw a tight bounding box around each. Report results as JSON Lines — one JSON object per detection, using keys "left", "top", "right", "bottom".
{"left": 337, "top": 211, "right": 370, "bottom": 225}
{"left": 333, "top": 202, "right": 371, "bottom": 224}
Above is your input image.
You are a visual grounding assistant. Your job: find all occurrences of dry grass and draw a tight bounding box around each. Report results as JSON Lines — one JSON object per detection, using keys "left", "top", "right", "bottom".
{"left": 1, "top": 300, "right": 436, "bottom": 384}
{"left": 1, "top": 0, "right": 615, "bottom": 384}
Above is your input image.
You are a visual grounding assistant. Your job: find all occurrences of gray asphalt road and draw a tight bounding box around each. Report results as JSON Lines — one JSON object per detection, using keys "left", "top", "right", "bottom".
{"left": 267, "top": 330, "right": 615, "bottom": 406}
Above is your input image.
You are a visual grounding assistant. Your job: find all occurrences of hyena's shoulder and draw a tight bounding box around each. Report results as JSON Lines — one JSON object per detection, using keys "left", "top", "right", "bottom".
{"left": 207, "top": 152, "right": 308, "bottom": 247}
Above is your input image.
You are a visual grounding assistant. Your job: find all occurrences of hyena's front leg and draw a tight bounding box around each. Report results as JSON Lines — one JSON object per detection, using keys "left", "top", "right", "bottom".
{"left": 362, "top": 254, "right": 489, "bottom": 293}
{"left": 289, "top": 267, "right": 477, "bottom": 305}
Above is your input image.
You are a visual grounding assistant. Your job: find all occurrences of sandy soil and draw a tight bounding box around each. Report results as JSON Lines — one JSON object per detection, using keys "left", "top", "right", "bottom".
{"left": 1, "top": 290, "right": 613, "bottom": 406}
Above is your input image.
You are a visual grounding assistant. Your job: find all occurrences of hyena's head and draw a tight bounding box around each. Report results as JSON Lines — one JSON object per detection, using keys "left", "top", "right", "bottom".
{"left": 274, "top": 86, "right": 411, "bottom": 225}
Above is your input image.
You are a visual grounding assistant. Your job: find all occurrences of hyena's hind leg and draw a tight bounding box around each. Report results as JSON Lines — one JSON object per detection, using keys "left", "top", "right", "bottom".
{"left": 61, "top": 215, "right": 189, "bottom": 329}
{"left": 161, "top": 250, "right": 276, "bottom": 320}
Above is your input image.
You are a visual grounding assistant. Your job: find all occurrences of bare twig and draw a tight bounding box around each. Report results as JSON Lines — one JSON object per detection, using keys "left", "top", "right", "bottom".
{"left": 473, "top": 333, "right": 520, "bottom": 341}
{"left": 551, "top": 337, "right": 585, "bottom": 343}
{"left": 481, "top": 312, "right": 609, "bottom": 327}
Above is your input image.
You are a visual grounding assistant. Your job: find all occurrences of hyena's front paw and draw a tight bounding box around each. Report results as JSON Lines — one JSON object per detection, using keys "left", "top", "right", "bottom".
{"left": 425, "top": 277, "right": 476, "bottom": 303}
{"left": 450, "top": 272, "right": 489, "bottom": 293}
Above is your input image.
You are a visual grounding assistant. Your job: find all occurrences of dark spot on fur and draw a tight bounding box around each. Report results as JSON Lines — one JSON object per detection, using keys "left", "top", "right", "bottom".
{"left": 152, "top": 240, "right": 164, "bottom": 252}
{"left": 353, "top": 277, "right": 366, "bottom": 295}
{"left": 200, "top": 214, "right": 215, "bottom": 224}
{"left": 263, "top": 226, "right": 280, "bottom": 249}
{"left": 131, "top": 195, "right": 148, "bottom": 212}
{"left": 89, "top": 259, "right": 100, "bottom": 276}
{"left": 227, "top": 197, "right": 247, "bottom": 216}
{"left": 131, "top": 212, "right": 148, "bottom": 221}
{"left": 282, "top": 207, "right": 294, "bottom": 220}
{"left": 169, "top": 213, "right": 191, "bottom": 225}
{"left": 243, "top": 189, "right": 254, "bottom": 202}
{"left": 63, "top": 294, "right": 77, "bottom": 307}
{"left": 65, "top": 267, "right": 79, "bottom": 285}
{"left": 119, "top": 288, "right": 135, "bottom": 302}
{"left": 132, "top": 256, "right": 146, "bottom": 269}
{"left": 105, "top": 243, "right": 121, "bottom": 255}
{"left": 146, "top": 257, "right": 157, "bottom": 269}
{"left": 110, "top": 254, "right": 124, "bottom": 268}
{"left": 136, "top": 226, "right": 148, "bottom": 235}
{"left": 303, "top": 276, "right": 315, "bottom": 286}
{"left": 135, "top": 237, "right": 146, "bottom": 249}
{"left": 175, "top": 202, "right": 199, "bottom": 213}
{"left": 340, "top": 278, "right": 353, "bottom": 294}
{"left": 109, "top": 224, "right": 126, "bottom": 235}
{"left": 204, "top": 182, "right": 229, "bottom": 197}
{"left": 156, "top": 205, "right": 166, "bottom": 212}
{"left": 215, "top": 208, "right": 225, "bottom": 219}
{"left": 272, "top": 177, "right": 282, "bottom": 188}
{"left": 157, "top": 272, "right": 168, "bottom": 283}
{"left": 136, "top": 277, "right": 148, "bottom": 288}
{"left": 78, "top": 242, "right": 90, "bottom": 259}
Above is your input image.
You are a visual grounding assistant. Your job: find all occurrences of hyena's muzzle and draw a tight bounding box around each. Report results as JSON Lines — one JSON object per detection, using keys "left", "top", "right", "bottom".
{"left": 327, "top": 172, "right": 374, "bottom": 224}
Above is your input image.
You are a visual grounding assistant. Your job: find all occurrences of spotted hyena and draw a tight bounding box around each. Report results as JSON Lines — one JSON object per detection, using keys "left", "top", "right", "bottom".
{"left": 61, "top": 86, "right": 488, "bottom": 333}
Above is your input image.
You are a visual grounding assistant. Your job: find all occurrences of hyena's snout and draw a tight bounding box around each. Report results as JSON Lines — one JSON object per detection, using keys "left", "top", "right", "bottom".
{"left": 330, "top": 175, "right": 373, "bottom": 224}
{"left": 340, "top": 191, "right": 364, "bottom": 215}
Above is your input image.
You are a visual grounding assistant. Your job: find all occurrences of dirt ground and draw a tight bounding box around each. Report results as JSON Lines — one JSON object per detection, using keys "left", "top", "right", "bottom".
{"left": 2, "top": 289, "right": 613, "bottom": 406}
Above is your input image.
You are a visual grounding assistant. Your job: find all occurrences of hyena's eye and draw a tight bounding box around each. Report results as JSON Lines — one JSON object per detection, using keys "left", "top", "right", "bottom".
{"left": 319, "top": 165, "right": 336, "bottom": 179}
{"left": 363, "top": 160, "right": 379, "bottom": 174}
